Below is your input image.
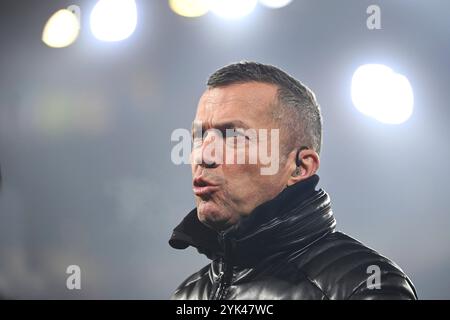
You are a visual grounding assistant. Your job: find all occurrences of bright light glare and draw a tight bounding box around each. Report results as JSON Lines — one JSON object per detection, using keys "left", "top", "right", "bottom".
{"left": 42, "top": 9, "right": 80, "bottom": 48}
{"left": 259, "top": 0, "right": 292, "bottom": 9}
{"left": 169, "top": 0, "right": 210, "bottom": 18}
{"left": 351, "top": 64, "right": 414, "bottom": 124}
{"left": 209, "top": 0, "right": 258, "bottom": 19}
{"left": 90, "top": 0, "right": 138, "bottom": 42}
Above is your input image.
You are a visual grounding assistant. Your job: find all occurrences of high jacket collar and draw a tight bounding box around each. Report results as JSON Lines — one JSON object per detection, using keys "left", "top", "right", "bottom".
{"left": 169, "top": 175, "right": 336, "bottom": 267}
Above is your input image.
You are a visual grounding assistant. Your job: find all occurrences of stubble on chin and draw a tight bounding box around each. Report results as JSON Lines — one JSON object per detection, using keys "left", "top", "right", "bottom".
{"left": 196, "top": 197, "right": 238, "bottom": 231}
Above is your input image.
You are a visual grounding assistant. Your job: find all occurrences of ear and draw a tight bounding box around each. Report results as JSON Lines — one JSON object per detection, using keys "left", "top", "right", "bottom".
{"left": 286, "top": 148, "right": 320, "bottom": 186}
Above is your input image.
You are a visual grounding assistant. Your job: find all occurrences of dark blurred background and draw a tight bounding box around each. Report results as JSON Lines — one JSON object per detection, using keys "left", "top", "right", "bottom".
{"left": 0, "top": 0, "right": 449, "bottom": 299}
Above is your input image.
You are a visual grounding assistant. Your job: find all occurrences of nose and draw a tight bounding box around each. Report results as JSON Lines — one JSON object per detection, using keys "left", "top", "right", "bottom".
{"left": 201, "top": 159, "right": 218, "bottom": 169}
{"left": 192, "top": 130, "right": 222, "bottom": 169}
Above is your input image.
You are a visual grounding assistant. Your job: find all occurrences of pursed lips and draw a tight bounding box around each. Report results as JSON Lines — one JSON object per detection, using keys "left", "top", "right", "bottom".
{"left": 192, "top": 176, "right": 220, "bottom": 197}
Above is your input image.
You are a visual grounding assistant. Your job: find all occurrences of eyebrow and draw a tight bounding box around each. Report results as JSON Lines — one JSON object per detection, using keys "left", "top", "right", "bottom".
{"left": 191, "top": 119, "right": 250, "bottom": 135}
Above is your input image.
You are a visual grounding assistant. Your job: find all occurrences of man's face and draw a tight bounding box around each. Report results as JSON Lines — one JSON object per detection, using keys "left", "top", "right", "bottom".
{"left": 191, "top": 82, "right": 293, "bottom": 231}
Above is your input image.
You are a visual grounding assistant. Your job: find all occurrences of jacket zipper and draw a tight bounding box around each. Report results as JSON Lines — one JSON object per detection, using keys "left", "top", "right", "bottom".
{"left": 213, "top": 233, "right": 233, "bottom": 300}
{"left": 213, "top": 269, "right": 227, "bottom": 300}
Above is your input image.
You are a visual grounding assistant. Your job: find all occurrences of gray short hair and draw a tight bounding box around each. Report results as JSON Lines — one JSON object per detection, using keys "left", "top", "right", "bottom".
{"left": 206, "top": 61, "right": 323, "bottom": 155}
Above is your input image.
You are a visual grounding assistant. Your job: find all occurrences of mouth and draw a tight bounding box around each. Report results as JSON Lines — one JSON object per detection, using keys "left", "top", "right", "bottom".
{"left": 193, "top": 177, "right": 220, "bottom": 197}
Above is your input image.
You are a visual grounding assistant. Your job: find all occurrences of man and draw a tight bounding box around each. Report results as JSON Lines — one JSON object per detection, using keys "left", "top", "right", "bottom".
{"left": 169, "top": 62, "right": 417, "bottom": 300}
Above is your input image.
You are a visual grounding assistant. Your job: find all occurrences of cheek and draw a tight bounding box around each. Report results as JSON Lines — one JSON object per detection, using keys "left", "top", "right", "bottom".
{"left": 224, "top": 163, "right": 286, "bottom": 193}
{"left": 221, "top": 164, "right": 278, "bottom": 203}
{"left": 222, "top": 163, "right": 260, "bottom": 183}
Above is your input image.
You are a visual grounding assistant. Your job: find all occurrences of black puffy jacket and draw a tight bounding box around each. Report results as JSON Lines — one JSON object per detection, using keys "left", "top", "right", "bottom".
{"left": 169, "top": 175, "right": 417, "bottom": 300}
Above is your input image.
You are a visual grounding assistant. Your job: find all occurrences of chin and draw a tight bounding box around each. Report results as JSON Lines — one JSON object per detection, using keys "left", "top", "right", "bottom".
{"left": 197, "top": 201, "right": 234, "bottom": 231}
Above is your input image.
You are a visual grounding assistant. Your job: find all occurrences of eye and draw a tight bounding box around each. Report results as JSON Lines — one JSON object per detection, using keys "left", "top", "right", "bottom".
{"left": 229, "top": 130, "right": 249, "bottom": 138}
{"left": 225, "top": 130, "right": 249, "bottom": 146}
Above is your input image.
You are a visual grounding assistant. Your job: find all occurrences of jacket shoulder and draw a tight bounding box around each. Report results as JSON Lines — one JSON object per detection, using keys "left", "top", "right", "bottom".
{"left": 291, "top": 231, "right": 418, "bottom": 300}
{"left": 171, "top": 263, "right": 211, "bottom": 300}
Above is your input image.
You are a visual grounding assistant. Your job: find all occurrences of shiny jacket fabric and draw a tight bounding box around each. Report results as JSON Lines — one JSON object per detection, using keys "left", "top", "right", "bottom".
{"left": 169, "top": 175, "right": 417, "bottom": 300}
